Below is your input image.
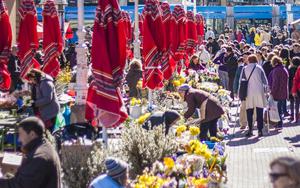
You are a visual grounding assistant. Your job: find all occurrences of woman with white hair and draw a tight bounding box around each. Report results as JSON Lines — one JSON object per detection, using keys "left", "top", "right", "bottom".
{"left": 198, "top": 45, "right": 211, "bottom": 66}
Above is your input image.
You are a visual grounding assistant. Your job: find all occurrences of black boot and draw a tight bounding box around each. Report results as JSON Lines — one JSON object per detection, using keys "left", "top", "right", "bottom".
{"left": 246, "top": 130, "right": 254, "bottom": 137}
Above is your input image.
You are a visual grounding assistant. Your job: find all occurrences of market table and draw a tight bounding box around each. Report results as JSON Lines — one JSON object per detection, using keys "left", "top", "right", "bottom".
{"left": 0, "top": 117, "right": 19, "bottom": 152}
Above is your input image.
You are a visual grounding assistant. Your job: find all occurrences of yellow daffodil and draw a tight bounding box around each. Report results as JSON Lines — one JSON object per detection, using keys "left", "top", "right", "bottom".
{"left": 192, "top": 177, "right": 209, "bottom": 187}
{"left": 189, "top": 126, "right": 200, "bottom": 136}
{"left": 179, "top": 76, "right": 186, "bottom": 84}
{"left": 137, "top": 113, "right": 151, "bottom": 125}
{"left": 173, "top": 80, "right": 181, "bottom": 87}
{"left": 176, "top": 125, "right": 187, "bottom": 137}
{"left": 130, "top": 98, "right": 137, "bottom": 106}
{"left": 163, "top": 157, "right": 175, "bottom": 169}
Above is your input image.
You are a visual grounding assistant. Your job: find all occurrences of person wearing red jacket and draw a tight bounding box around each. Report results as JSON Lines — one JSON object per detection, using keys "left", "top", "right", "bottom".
{"left": 291, "top": 57, "right": 300, "bottom": 122}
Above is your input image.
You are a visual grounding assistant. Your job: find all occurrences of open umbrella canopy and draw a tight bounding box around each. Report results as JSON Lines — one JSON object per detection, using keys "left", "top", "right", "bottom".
{"left": 195, "top": 13, "right": 205, "bottom": 45}
{"left": 18, "top": 0, "right": 40, "bottom": 79}
{"left": 170, "top": 5, "right": 187, "bottom": 73}
{"left": 186, "top": 10, "right": 197, "bottom": 56}
{"left": 141, "top": 0, "right": 165, "bottom": 90}
{"left": 86, "top": 0, "right": 128, "bottom": 128}
{"left": 42, "top": 0, "right": 63, "bottom": 78}
{"left": 0, "top": 0, "right": 12, "bottom": 91}
{"left": 160, "top": 1, "right": 175, "bottom": 80}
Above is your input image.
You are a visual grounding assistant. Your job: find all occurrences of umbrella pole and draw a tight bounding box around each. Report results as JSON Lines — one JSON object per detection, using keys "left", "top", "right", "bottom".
{"left": 102, "top": 125, "right": 108, "bottom": 148}
{"left": 148, "top": 89, "right": 153, "bottom": 110}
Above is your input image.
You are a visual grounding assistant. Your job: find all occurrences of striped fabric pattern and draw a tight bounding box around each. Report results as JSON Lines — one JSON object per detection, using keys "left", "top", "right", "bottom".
{"left": 0, "top": 0, "right": 6, "bottom": 15}
{"left": 85, "top": 0, "right": 128, "bottom": 128}
{"left": 18, "top": 0, "right": 37, "bottom": 20}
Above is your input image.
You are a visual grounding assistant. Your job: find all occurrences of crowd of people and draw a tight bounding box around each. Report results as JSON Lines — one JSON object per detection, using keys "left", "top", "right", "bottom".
{"left": 2, "top": 18, "right": 300, "bottom": 187}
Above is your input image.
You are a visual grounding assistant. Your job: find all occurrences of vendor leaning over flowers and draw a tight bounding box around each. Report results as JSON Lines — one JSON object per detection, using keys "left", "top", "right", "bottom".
{"left": 178, "top": 84, "right": 224, "bottom": 141}
{"left": 142, "top": 110, "right": 181, "bottom": 134}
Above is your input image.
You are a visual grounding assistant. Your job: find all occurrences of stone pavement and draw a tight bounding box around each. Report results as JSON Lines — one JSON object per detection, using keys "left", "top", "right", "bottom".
{"left": 226, "top": 115, "right": 300, "bottom": 188}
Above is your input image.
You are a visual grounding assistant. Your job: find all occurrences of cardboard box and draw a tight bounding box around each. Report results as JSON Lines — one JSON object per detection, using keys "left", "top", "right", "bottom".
{"left": 0, "top": 152, "right": 22, "bottom": 175}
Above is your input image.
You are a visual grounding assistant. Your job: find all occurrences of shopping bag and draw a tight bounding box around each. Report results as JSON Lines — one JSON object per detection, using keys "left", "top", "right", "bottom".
{"left": 268, "top": 96, "right": 280, "bottom": 122}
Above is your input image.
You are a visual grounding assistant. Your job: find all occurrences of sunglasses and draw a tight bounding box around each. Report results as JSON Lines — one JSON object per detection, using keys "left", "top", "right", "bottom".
{"left": 269, "top": 172, "right": 288, "bottom": 182}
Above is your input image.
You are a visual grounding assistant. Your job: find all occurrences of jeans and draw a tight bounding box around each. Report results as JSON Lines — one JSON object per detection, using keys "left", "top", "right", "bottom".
{"left": 246, "top": 107, "right": 264, "bottom": 132}
{"left": 200, "top": 118, "right": 218, "bottom": 141}
{"left": 228, "top": 76, "right": 235, "bottom": 99}
{"left": 283, "top": 100, "right": 288, "bottom": 114}
{"left": 277, "top": 100, "right": 285, "bottom": 126}
{"left": 290, "top": 96, "right": 300, "bottom": 118}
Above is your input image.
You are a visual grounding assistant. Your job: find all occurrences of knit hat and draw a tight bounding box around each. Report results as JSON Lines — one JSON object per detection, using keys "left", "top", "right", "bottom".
{"left": 178, "top": 84, "right": 191, "bottom": 93}
{"left": 105, "top": 158, "right": 128, "bottom": 179}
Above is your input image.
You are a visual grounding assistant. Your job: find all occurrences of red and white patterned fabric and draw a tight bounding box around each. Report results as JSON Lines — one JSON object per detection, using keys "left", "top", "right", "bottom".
{"left": 18, "top": 0, "right": 40, "bottom": 79}
{"left": 141, "top": 0, "right": 165, "bottom": 89}
{"left": 195, "top": 13, "right": 205, "bottom": 45}
{"left": 170, "top": 5, "right": 187, "bottom": 73}
{"left": 122, "top": 11, "right": 133, "bottom": 60}
{"left": 85, "top": 0, "right": 128, "bottom": 128}
{"left": 160, "top": 2, "right": 175, "bottom": 80}
{"left": 0, "top": 0, "right": 12, "bottom": 91}
{"left": 42, "top": 0, "right": 63, "bottom": 78}
{"left": 186, "top": 11, "right": 197, "bottom": 56}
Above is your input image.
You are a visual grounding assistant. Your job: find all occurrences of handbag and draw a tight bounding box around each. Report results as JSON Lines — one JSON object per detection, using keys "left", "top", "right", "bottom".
{"left": 239, "top": 65, "right": 256, "bottom": 101}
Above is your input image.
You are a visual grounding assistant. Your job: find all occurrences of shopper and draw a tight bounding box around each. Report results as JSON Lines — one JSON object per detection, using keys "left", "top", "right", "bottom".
{"left": 268, "top": 56, "right": 289, "bottom": 129}
{"left": 0, "top": 117, "right": 61, "bottom": 188}
{"left": 27, "top": 69, "right": 60, "bottom": 132}
{"left": 240, "top": 55, "right": 268, "bottom": 137}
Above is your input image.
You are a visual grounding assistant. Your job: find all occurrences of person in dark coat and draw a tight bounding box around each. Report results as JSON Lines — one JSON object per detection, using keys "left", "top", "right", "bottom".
{"left": 27, "top": 69, "right": 60, "bottom": 132}
{"left": 262, "top": 52, "right": 275, "bottom": 79}
{"left": 224, "top": 46, "right": 238, "bottom": 99}
{"left": 268, "top": 56, "right": 289, "bottom": 129}
{"left": 143, "top": 110, "right": 181, "bottom": 134}
{"left": 125, "top": 59, "right": 143, "bottom": 98}
{"left": 0, "top": 117, "right": 61, "bottom": 188}
{"left": 178, "top": 84, "right": 224, "bottom": 141}
{"left": 288, "top": 57, "right": 300, "bottom": 122}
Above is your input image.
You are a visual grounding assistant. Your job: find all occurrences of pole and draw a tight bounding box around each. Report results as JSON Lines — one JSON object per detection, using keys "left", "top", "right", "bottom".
{"left": 195, "top": 0, "right": 197, "bottom": 14}
{"left": 75, "top": 0, "right": 88, "bottom": 105}
{"left": 133, "top": 0, "right": 141, "bottom": 59}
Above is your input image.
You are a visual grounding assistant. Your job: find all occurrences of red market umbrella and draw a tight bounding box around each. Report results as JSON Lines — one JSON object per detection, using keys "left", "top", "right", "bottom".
{"left": 85, "top": 0, "right": 128, "bottom": 128}
{"left": 170, "top": 5, "right": 187, "bottom": 73}
{"left": 18, "top": 0, "right": 40, "bottom": 79}
{"left": 160, "top": 1, "right": 175, "bottom": 80}
{"left": 65, "top": 24, "right": 73, "bottom": 39}
{"left": 122, "top": 11, "right": 133, "bottom": 60}
{"left": 42, "top": 0, "right": 63, "bottom": 78}
{"left": 142, "top": 0, "right": 165, "bottom": 89}
{"left": 186, "top": 11, "right": 197, "bottom": 56}
{"left": 195, "top": 13, "right": 205, "bottom": 45}
{"left": 0, "top": 0, "right": 12, "bottom": 91}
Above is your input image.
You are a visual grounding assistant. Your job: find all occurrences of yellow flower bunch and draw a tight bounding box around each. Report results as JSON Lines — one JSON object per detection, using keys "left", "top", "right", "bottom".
{"left": 210, "top": 137, "right": 221, "bottom": 143}
{"left": 56, "top": 65, "right": 72, "bottom": 84}
{"left": 176, "top": 125, "right": 187, "bottom": 137}
{"left": 185, "top": 140, "right": 212, "bottom": 159}
{"left": 172, "top": 80, "right": 181, "bottom": 87}
{"left": 218, "top": 89, "right": 229, "bottom": 97}
{"left": 189, "top": 126, "right": 200, "bottom": 136}
{"left": 179, "top": 76, "right": 186, "bottom": 84}
{"left": 134, "top": 174, "right": 168, "bottom": 188}
{"left": 191, "top": 177, "right": 209, "bottom": 188}
{"left": 137, "top": 113, "right": 151, "bottom": 125}
{"left": 130, "top": 97, "right": 142, "bottom": 106}
{"left": 163, "top": 157, "right": 175, "bottom": 169}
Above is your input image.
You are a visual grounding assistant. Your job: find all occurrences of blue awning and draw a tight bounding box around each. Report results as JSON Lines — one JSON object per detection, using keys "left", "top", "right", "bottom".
{"left": 234, "top": 5, "right": 272, "bottom": 13}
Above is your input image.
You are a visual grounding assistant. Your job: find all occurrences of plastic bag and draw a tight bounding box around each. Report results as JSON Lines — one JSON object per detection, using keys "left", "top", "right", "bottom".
{"left": 268, "top": 96, "right": 280, "bottom": 122}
